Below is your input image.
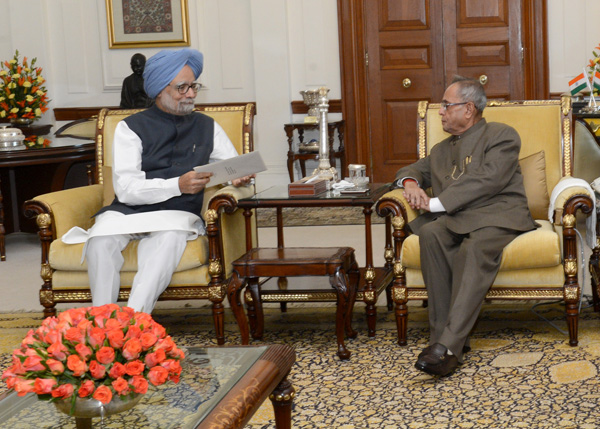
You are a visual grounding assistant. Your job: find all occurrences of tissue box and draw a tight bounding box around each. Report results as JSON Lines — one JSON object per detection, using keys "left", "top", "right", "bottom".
{"left": 288, "top": 176, "right": 328, "bottom": 196}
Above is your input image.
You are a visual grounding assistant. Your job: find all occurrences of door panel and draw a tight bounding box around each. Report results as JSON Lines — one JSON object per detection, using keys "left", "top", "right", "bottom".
{"left": 338, "top": 0, "right": 548, "bottom": 183}
{"left": 366, "top": 0, "right": 444, "bottom": 181}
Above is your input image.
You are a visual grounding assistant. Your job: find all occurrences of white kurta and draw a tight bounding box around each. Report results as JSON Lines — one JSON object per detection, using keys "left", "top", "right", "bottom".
{"left": 62, "top": 119, "right": 239, "bottom": 246}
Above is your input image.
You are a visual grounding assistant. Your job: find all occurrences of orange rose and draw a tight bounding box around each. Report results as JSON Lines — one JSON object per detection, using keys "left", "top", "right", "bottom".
{"left": 168, "top": 347, "right": 185, "bottom": 360}
{"left": 122, "top": 338, "right": 142, "bottom": 360}
{"left": 14, "top": 379, "right": 35, "bottom": 396}
{"left": 64, "top": 327, "right": 85, "bottom": 344}
{"left": 66, "top": 354, "right": 87, "bottom": 377}
{"left": 87, "top": 327, "right": 106, "bottom": 349}
{"left": 96, "top": 346, "right": 116, "bottom": 365}
{"left": 48, "top": 342, "right": 68, "bottom": 361}
{"left": 23, "top": 356, "right": 45, "bottom": 372}
{"left": 92, "top": 385, "right": 112, "bottom": 405}
{"left": 109, "top": 362, "right": 126, "bottom": 379}
{"left": 147, "top": 366, "right": 169, "bottom": 386}
{"left": 106, "top": 329, "right": 125, "bottom": 349}
{"left": 78, "top": 380, "right": 95, "bottom": 398}
{"left": 51, "top": 383, "right": 74, "bottom": 399}
{"left": 144, "top": 349, "right": 166, "bottom": 368}
{"left": 155, "top": 336, "right": 175, "bottom": 353}
{"left": 46, "top": 358, "right": 65, "bottom": 375}
{"left": 130, "top": 375, "right": 149, "bottom": 394}
{"left": 33, "top": 378, "right": 57, "bottom": 395}
{"left": 104, "top": 318, "right": 122, "bottom": 331}
{"left": 89, "top": 360, "right": 106, "bottom": 379}
{"left": 75, "top": 343, "right": 93, "bottom": 361}
{"left": 125, "top": 325, "right": 141, "bottom": 340}
{"left": 124, "top": 360, "right": 145, "bottom": 376}
{"left": 140, "top": 332, "right": 158, "bottom": 350}
{"left": 111, "top": 377, "right": 130, "bottom": 395}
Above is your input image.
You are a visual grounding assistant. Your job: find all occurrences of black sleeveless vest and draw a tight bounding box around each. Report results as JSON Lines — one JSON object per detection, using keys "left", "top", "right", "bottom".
{"left": 98, "top": 105, "right": 214, "bottom": 217}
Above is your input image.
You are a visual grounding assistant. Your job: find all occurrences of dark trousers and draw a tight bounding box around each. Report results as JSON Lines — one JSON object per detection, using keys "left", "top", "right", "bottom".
{"left": 418, "top": 216, "right": 520, "bottom": 362}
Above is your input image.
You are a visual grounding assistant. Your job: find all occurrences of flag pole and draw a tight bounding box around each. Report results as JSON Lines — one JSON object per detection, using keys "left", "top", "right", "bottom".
{"left": 584, "top": 67, "right": 597, "bottom": 108}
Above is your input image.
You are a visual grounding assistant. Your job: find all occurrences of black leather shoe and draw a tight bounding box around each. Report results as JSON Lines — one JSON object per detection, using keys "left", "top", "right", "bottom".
{"left": 415, "top": 343, "right": 458, "bottom": 376}
{"left": 418, "top": 344, "right": 470, "bottom": 360}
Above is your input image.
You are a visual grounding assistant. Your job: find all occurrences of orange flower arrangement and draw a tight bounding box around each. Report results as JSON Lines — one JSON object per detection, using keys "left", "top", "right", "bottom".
{"left": 0, "top": 50, "right": 49, "bottom": 121}
{"left": 1, "top": 304, "right": 184, "bottom": 411}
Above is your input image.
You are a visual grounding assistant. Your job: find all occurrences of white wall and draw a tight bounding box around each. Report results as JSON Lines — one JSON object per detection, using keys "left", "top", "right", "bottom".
{"left": 1, "top": 0, "right": 598, "bottom": 189}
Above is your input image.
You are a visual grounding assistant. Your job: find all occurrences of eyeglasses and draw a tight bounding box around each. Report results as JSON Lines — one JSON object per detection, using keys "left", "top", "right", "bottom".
{"left": 172, "top": 82, "right": 203, "bottom": 94}
{"left": 440, "top": 101, "right": 468, "bottom": 110}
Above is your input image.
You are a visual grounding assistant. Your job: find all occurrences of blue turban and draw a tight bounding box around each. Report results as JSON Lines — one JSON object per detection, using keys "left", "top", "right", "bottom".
{"left": 143, "top": 49, "right": 204, "bottom": 99}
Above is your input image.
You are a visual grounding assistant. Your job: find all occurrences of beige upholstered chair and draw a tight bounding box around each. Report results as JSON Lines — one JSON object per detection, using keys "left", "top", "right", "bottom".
{"left": 23, "top": 103, "right": 257, "bottom": 344}
{"left": 376, "top": 97, "right": 596, "bottom": 347}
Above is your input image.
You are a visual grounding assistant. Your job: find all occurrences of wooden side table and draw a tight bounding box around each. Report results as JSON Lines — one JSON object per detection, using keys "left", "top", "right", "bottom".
{"left": 284, "top": 121, "right": 345, "bottom": 182}
{"left": 228, "top": 247, "right": 360, "bottom": 360}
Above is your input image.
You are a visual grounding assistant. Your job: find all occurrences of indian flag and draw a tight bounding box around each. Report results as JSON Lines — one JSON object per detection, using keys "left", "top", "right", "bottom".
{"left": 569, "top": 73, "right": 588, "bottom": 95}
{"left": 593, "top": 69, "right": 600, "bottom": 91}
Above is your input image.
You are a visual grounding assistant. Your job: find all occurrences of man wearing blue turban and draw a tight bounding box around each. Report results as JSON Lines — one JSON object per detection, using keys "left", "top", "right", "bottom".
{"left": 74, "top": 48, "right": 253, "bottom": 313}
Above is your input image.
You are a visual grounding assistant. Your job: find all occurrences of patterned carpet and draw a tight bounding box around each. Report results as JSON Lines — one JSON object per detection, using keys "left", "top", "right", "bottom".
{"left": 2, "top": 302, "right": 600, "bottom": 428}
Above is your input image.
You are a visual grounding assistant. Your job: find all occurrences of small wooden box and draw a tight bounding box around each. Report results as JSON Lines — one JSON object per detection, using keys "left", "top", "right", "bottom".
{"left": 288, "top": 176, "right": 328, "bottom": 196}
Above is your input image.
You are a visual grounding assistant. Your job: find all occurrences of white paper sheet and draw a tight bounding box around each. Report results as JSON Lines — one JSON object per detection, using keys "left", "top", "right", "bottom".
{"left": 194, "top": 151, "right": 266, "bottom": 186}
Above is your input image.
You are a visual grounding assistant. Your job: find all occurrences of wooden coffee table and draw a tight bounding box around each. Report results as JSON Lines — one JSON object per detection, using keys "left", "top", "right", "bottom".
{"left": 0, "top": 345, "right": 295, "bottom": 429}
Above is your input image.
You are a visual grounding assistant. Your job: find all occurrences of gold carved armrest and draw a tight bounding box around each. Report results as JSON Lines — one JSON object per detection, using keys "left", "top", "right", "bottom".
{"left": 375, "top": 188, "right": 421, "bottom": 226}
{"left": 204, "top": 184, "right": 256, "bottom": 290}
{"left": 23, "top": 184, "right": 104, "bottom": 239}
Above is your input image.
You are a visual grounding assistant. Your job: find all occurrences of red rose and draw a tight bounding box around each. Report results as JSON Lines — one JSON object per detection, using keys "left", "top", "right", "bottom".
{"left": 87, "top": 327, "right": 105, "bottom": 349}
{"left": 78, "top": 380, "right": 95, "bottom": 398}
{"left": 51, "top": 383, "right": 75, "bottom": 399}
{"left": 111, "top": 377, "right": 130, "bottom": 395}
{"left": 96, "top": 346, "right": 116, "bottom": 365}
{"left": 124, "top": 360, "right": 145, "bottom": 376}
{"left": 144, "top": 349, "right": 166, "bottom": 368}
{"left": 75, "top": 343, "right": 93, "bottom": 361}
{"left": 46, "top": 358, "right": 65, "bottom": 375}
{"left": 109, "top": 362, "right": 126, "bottom": 379}
{"left": 147, "top": 366, "right": 169, "bottom": 386}
{"left": 122, "top": 338, "right": 142, "bottom": 360}
{"left": 131, "top": 375, "right": 149, "bottom": 394}
{"left": 33, "top": 378, "right": 57, "bottom": 395}
{"left": 106, "top": 329, "right": 125, "bottom": 349}
{"left": 89, "top": 360, "right": 106, "bottom": 379}
{"left": 92, "top": 385, "right": 112, "bottom": 405}
{"left": 66, "top": 354, "right": 87, "bottom": 377}
{"left": 140, "top": 332, "right": 158, "bottom": 350}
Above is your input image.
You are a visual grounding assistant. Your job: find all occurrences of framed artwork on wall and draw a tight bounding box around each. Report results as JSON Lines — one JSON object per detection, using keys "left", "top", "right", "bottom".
{"left": 106, "top": 0, "right": 190, "bottom": 49}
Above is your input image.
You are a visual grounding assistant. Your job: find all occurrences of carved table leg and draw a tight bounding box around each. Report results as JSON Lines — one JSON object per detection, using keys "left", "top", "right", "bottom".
{"left": 226, "top": 271, "right": 250, "bottom": 344}
{"left": 269, "top": 378, "right": 295, "bottom": 429}
{"left": 330, "top": 268, "right": 352, "bottom": 360}
{"left": 248, "top": 279, "right": 264, "bottom": 340}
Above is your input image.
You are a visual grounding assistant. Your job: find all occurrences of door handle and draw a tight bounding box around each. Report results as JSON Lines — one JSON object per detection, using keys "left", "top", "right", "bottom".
{"left": 479, "top": 75, "right": 488, "bottom": 85}
{"left": 402, "top": 78, "right": 411, "bottom": 88}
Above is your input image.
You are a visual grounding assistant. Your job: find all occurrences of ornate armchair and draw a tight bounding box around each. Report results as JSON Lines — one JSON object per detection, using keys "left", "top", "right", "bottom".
{"left": 23, "top": 103, "right": 257, "bottom": 345}
{"left": 376, "top": 97, "right": 596, "bottom": 347}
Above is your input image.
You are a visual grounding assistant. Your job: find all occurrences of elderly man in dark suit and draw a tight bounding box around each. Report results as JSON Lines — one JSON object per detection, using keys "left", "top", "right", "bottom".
{"left": 395, "top": 76, "right": 536, "bottom": 376}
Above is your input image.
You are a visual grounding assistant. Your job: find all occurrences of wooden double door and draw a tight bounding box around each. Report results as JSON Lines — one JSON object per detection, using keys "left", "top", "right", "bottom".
{"left": 338, "top": 0, "right": 549, "bottom": 182}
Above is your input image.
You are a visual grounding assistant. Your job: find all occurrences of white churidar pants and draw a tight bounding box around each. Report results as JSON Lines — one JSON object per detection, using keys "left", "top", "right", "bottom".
{"left": 86, "top": 230, "right": 188, "bottom": 313}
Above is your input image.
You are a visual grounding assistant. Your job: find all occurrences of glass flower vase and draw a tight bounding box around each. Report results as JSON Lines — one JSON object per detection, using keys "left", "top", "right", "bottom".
{"left": 53, "top": 393, "right": 143, "bottom": 419}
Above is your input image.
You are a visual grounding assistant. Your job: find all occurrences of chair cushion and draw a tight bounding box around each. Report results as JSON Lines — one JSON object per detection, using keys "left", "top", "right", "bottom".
{"left": 49, "top": 235, "right": 209, "bottom": 272}
{"left": 519, "top": 150, "right": 550, "bottom": 220}
{"left": 401, "top": 220, "right": 560, "bottom": 270}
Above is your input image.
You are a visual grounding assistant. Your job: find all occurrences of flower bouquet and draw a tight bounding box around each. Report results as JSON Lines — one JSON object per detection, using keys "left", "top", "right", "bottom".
{"left": 23, "top": 135, "right": 50, "bottom": 149}
{"left": 0, "top": 50, "right": 49, "bottom": 122}
{"left": 1, "top": 304, "right": 184, "bottom": 415}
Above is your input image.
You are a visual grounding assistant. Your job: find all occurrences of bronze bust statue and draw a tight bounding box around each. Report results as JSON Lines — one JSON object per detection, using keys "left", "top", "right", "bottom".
{"left": 120, "top": 53, "right": 153, "bottom": 109}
